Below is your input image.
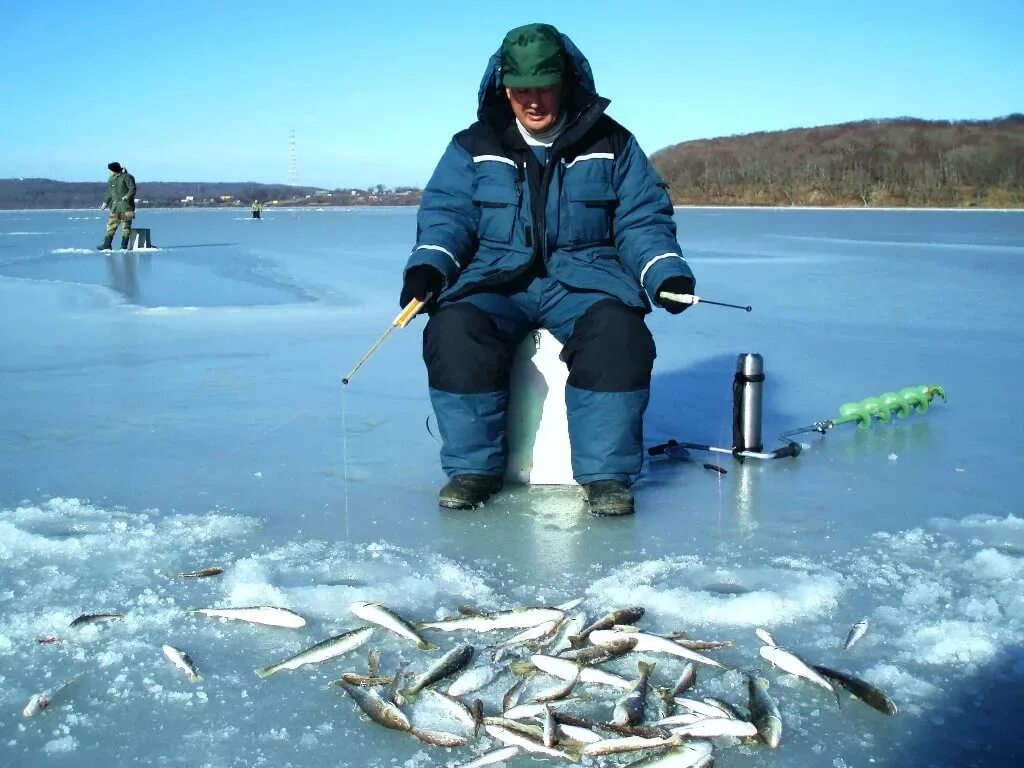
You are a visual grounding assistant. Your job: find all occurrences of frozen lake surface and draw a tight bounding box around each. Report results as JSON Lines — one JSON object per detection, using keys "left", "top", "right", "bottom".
{"left": 1, "top": 206, "right": 1022, "bottom": 767}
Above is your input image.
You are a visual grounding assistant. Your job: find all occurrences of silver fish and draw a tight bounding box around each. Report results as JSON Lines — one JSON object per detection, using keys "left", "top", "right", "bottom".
{"left": 162, "top": 644, "right": 202, "bottom": 681}
{"left": 613, "top": 660, "right": 655, "bottom": 726}
{"left": 502, "top": 675, "right": 527, "bottom": 711}
{"left": 350, "top": 601, "right": 435, "bottom": 650}
{"left": 492, "top": 620, "right": 561, "bottom": 650}
{"left": 532, "top": 672, "right": 579, "bottom": 703}
{"left": 455, "top": 746, "right": 520, "bottom": 768}
{"left": 584, "top": 734, "right": 682, "bottom": 757}
{"left": 408, "top": 727, "right": 469, "bottom": 747}
{"left": 421, "top": 608, "right": 564, "bottom": 633}
{"left": 672, "top": 663, "right": 697, "bottom": 697}
{"left": 404, "top": 644, "right": 475, "bottom": 695}
{"left": 703, "top": 697, "right": 747, "bottom": 721}
{"left": 448, "top": 661, "right": 501, "bottom": 697}
{"left": 590, "top": 629, "right": 724, "bottom": 668}
{"left": 843, "top": 619, "right": 869, "bottom": 651}
{"left": 530, "top": 653, "right": 631, "bottom": 689}
{"left": 759, "top": 644, "right": 838, "bottom": 704}
{"left": 69, "top": 612, "right": 124, "bottom": 628}
{"left": 571, "top": 606, "right": 645, "bottom": 647}
{"left": 542, "top": 705, "right": 557, "bottom": 747}
{"left": 660, "top": 698, "right": 728, "bottom": 721}
{"left": 755, "top": 627, "right": 777, "bottom": 646}
{"left": 256, "top": 626, "right": 373, "bottom": 677}
{"left": 747, "top": 675, "right": 782, "bottom": 748}
{"left": 547, "top": 612, "right": 587, "bottom": 656}
{"left": 812, "top": 665, "right": 898, "bottom": 715}
{"left": 423, "top": 689, "right": 478, "bottom": 729}
{"left": 335, "top": 679, "right": 411, "bottom": 731}
{"left": 483, "top": 723, "right": 573, "bottom": 759}
{"left": 192, "top": 606, "right": 306, "bottom": 629}
{"left": 555, "top": 721, "right": 603, "bottom": 744}
{"left": 21, "top": 674, "right": 80, "bottom": 718}
{"left": 668, "top": 717, "right": 757, "bottom": 739}
{"left": 554, "top": 712, "right": 672, "bottom": 740}
{"left": 622, "top": 742, "right": 713, "bottom": 768}
{"left": 340, "top": 672, "right": 396, "bottom": 687}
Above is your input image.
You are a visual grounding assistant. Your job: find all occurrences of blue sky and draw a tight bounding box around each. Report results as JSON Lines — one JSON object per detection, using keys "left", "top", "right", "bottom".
{"left": 2, "top": 0, "right": 1021, "bottom": 188}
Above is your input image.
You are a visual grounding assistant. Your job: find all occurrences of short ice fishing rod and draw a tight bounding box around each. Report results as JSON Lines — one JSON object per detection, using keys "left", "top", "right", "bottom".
{"left": 659, "top": 292, "right": 752, "bottom": 312}
{"left": 342, "top": 296, "right": 429, "bottom": 386}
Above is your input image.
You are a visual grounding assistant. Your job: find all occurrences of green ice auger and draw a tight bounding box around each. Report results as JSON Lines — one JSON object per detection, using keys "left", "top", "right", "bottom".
{"left": 824, "top": 385, "right": 946, "bottom": 432}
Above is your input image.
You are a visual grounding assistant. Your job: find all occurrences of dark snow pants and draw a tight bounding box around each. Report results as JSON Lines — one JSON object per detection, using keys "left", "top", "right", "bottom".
{"left": 423, "top": 274, "right": 655, "bottom": 485}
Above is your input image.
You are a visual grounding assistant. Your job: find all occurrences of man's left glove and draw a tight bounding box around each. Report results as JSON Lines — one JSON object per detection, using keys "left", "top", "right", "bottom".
{"left": 656, "top": 276, "right": 696, "bottom": 314}
{"left": 399, "top": 265, "right": 444, "bottom": 309}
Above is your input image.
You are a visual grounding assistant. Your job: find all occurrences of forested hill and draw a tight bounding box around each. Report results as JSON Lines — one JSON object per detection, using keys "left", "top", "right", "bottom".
{"left": 651, "top": 115, "right": 1024, "bottom": 207}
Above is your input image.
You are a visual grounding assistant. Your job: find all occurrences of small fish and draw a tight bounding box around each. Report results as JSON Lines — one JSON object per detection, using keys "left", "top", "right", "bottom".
{"left": 613, "top": 660, "right": 656, "bottom": 726}
{"left": 703, "top": 697, "right": 747, "bottom": 721}
{"left": 367, "top": 648, "right": 381, "bottom": 676}
{"left": 492, "top": 620, "right": 561, "bottom": 650}
{"left": 747, "top": 675, "right": 782, "bottom": 748}
{"left": 22, "top": 674, "right": 80, "bottom": 718}
{"left": 408, "top": 727, "right": 470, "bottom": 747}
{"left": 556, "top": 722, "right": 603, "bottom": 745}
{"left": 162, "top": 644, "right": 202, "bottom": 681}
{"left": 340, "top": 672, "right": 396, "bottom": 687}
{"left": 455, "top": 746, "right": 520, "bottom": 768}
{"left": 483, "top": 723, "right": 574, "bottom": 760}
{"left": 502, "top": 675, "right": 527, "bottom": 711}
{"left": 448, "top": 661, "right": 501, "bottom": 697}
{"left": 532, "top": 671, "right": 579, "bottom": 703}
{"left": 590, "top": 629, "right": 724, "bottom": 668}
{"left": 404, "top": 644, "right": 474, "bottom": 695}
{"left": 812, "top": 665, "right": 898, "bottom": 715}
{"left": 423, "top": 689, "right": 477, "bottom": 729}
{"left": 531, "top": 653, "right": 631, "bottom": 689}
{"left": 584, "top": 734, "right": 682, "bottom": 757}
{"left": 256, "top": 626, "right": 373, "bottom": 677}
{"left": 350, "top": 601, "right": 435, "bottom": 650}
{"left": 668, "top": 717, "right": 757, "bottom": 739}
{"left": 671, "top": 663, "right": 697, "bottom": 697}
{"left": 672, "top": 638, "right": 734, "bottom": 652}
{"left": 546, "top": 612, "right": 588, "bottom": 656}
{"left": 387, "top": 661, "right": 409, "bottom": 706}
{"left": 542, "top": 705, "right": 557, "bottom": 747}
{"left": 658, "top": 688, "right": 676, "bottom": 720}
{"left": 69, "top": 612, "right": 124, "bottom": 628}
{"left": 335, "top": 679, "right": 411, "bottom": 731}
{"left": 620, "top": 742, "right": 713, "bottom": 768}
{"left": 177, "top": 567, "right": 224, "bottom": 578}
{"left": 662, "top": 698, "right": 732, "bottom": 721}
{"left": 554, "top": 712, "right": 671, "bottom": 740}
{"left": 421, "top": 608, "right": 564, "bottom": 633}
{"left": 755, "top": 628, "right": 777, "bottom": 646}
{"left": 560, "top": 636, "right": 638, "bottom": 665}
{"left": 843, "top": 619, "right": 869, "bottom": 651}
{"left": 504, "top": 701, "right": 576, "bottom": 720}
{"left": 36, "top": 635, "right": 61, "bottom": 645}
{"left": 570, "top": 606, "right": 645, "bottom": 647}
{"left": 191, "top": 606, "right": 306, "bottom": 629}
{"left": 759, "top": 645, "right": 839, "bottom": 705}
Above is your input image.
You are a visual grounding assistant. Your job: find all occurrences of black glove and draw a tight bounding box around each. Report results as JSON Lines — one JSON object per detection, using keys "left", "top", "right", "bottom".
{"left": 656, "top": 276, "right": 697, "bottom": 314}
{"left": 399, "top": 265, "right": 444, "bottom": 309}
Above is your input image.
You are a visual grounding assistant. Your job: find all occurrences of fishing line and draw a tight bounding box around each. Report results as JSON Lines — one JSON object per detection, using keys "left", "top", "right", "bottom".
{"left": 342, "top": 385, "right": 351, "bottom": 543}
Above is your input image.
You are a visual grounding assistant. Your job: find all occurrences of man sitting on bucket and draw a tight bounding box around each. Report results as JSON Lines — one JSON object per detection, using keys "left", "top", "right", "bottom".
{"left": 399, "top": 23, "right": 695, "bottom": 516}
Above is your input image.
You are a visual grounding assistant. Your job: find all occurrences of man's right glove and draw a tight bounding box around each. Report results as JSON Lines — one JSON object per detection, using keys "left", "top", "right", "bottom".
{"left": 656, "top": 275, "right": 696, "bottom": 315}
{"left": 399, "top": 265, "right": 444, "bottom": 309}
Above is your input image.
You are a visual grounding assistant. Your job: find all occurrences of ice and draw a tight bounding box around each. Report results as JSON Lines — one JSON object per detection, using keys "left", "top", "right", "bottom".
{"left": 2, "top": 208, "right": 1024, "bottom": 766}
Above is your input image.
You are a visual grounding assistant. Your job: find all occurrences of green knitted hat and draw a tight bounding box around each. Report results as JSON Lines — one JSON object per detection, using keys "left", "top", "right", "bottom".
{"left": 500, "top": 23, "right": 565, "bottom": 88}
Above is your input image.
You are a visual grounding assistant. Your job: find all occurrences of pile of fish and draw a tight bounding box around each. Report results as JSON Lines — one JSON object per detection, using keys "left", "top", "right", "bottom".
{"left": 23, "top": 566, "right": 897, "bottom": 767}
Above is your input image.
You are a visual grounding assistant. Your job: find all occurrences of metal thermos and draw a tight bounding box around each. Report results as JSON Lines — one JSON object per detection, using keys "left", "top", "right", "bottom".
{"left": 735, "top": 353, "right": 764, "bottom": 453}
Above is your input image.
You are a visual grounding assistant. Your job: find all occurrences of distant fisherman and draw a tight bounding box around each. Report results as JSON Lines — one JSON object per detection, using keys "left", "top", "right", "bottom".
{"left": 98, "top": 162, "right": 136, "bottom": 251}
{"left": 251, "top": 200, "right": 262, "bottom": 219}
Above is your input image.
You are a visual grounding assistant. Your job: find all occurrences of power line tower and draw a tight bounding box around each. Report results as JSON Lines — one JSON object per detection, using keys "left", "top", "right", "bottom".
{"left": 288, "top": 129, "right": 298, "bottom": 189}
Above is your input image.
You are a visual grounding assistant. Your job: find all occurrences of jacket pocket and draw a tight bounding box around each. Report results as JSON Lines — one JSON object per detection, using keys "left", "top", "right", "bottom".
{"left": 566, "top": 181, "right": 617, "bottom": 246}
{"left": 473, "top": 183, "right": 519, "bottom": 244}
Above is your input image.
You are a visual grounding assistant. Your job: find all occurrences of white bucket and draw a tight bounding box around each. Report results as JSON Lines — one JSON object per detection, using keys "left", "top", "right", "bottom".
{"left": 505, "top": 329, "right": 575, "bottom": 485}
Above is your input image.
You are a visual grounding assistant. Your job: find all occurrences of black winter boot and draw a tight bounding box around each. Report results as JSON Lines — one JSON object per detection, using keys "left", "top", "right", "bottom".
{"left": 97, "top": 235, "right": 114, "bottom": 251}
{"left": 438, "top": 475, "right": 503, "bottom": 510}
{"left": 584, "top": 481, "right": 635, "bottom": 516}
{"left": 120, "top": 235, "right": 130, "bottom": 250}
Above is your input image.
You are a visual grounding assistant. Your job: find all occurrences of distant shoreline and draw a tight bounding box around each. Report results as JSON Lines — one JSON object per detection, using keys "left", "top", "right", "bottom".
{"left": 3, "top": 205, "right": 1022, "bottom": 214}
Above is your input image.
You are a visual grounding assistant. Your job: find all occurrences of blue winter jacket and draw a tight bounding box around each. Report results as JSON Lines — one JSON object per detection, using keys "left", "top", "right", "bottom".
{"left": 405, "top": 33, "right": 694, "bottom": 311}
